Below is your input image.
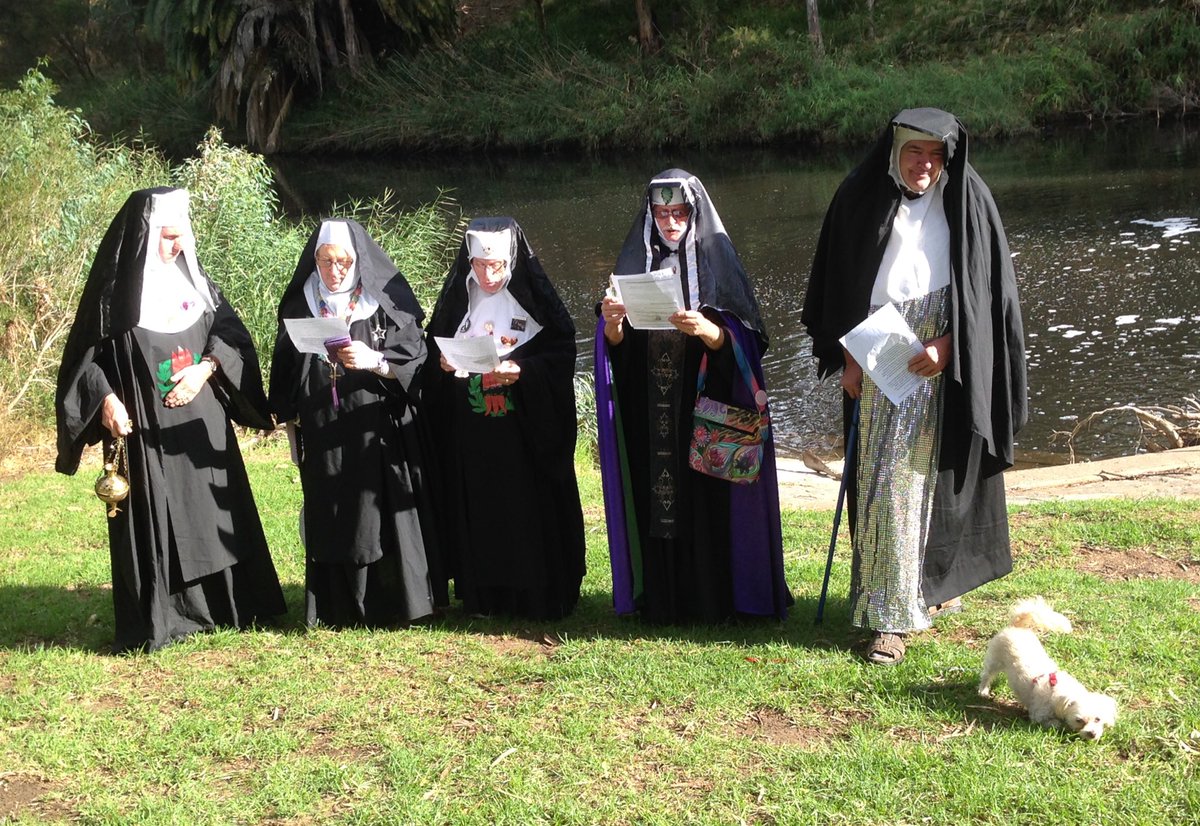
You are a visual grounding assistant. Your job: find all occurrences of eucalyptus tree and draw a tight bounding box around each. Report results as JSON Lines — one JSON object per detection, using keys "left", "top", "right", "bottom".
{"left": 146, "top": 0, "right": 456, "bottom": 153}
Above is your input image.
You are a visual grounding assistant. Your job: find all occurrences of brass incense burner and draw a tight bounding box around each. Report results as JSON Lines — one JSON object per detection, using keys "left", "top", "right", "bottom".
{"left": 94, "top": 436, "right": 130, "bottom": 517}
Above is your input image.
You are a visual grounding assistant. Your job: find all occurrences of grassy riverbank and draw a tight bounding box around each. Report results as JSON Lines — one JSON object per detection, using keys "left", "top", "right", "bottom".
{"left": 2, "top": 441, "right": 1198, "bottom": 823}
{"left": 54, "top": 0, "right": 1200, "bottom": 156}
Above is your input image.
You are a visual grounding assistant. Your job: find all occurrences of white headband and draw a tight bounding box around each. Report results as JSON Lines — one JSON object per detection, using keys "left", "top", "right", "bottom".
{"left": 149, "top": 189, "right": 191, "bottom": 230}
{"left": 649, "top": 184, "right": 684, "bottom": 206}
{"left": 316, "top": 220, "right": 354, "bottom": 250}
{"left": 467, "top": 228, "right": 513, "bottom": 263}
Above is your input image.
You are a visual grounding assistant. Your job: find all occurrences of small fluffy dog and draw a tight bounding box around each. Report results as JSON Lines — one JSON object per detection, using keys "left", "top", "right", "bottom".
{"left": 978, "top": 597, "right": 1118, "bottom": 740}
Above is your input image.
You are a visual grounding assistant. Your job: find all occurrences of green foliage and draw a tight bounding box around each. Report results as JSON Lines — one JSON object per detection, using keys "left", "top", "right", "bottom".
{"left": 10, "top": 0, "right": 1200, "bottom": 153}
{"left": 0, "top": 69, "right": 169, "bottom": 431}
{"left": 276, "top": 0, "right": 1200, "bottom": 153}
{"left": 289, "top": 28, "right": 818, "bottom": 152}
{"left": 0, "top": 0, "right": 149, "bottom": 85}
{"left": 143, "top": 0, "right": 458, "bottom": 151}
{"left": 0, "top": 73, "right": 461, "bottom": 444}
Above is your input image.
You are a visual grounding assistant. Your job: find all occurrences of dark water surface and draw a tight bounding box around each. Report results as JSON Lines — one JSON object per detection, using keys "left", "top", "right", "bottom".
{"left": 273, "top": 124, "right": 1200, "bottom": 464}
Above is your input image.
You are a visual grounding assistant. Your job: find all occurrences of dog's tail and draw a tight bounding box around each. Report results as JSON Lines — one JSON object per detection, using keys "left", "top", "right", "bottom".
{"left": 1008, "top": 596, "right": 1073, "bottom": 634}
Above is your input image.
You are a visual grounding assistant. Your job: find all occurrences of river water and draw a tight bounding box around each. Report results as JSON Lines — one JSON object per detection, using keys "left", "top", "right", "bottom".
{"left": 274, "top": 123, "right": 1200, "bottom": 465}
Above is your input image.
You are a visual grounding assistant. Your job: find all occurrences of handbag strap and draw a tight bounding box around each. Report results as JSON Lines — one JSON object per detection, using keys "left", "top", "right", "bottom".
{"left": 696, "top": 332, "right": 766, "bottom": 414}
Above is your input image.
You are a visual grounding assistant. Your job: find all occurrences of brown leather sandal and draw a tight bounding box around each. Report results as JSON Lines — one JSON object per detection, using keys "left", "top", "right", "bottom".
{"left": 864, "top": 632, "right": 906, "bottom": 665}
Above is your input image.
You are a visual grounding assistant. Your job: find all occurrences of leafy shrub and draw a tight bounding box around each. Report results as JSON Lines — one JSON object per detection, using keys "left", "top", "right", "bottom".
{"left": 0, "top": 69, "right": 168, "bottom": 432}
{"left": 0, "top": 71, "right": 461, "bottom": 451}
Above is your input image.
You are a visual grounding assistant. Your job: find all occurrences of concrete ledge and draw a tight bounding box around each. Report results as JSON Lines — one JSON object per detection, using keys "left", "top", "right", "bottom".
{"left": 776, "top": 446, "right": 1200, "bottom": 510}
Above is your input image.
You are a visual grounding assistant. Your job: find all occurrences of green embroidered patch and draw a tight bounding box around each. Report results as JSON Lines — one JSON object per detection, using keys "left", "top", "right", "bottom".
{"left": 467, "top": 374, "right": 514, "bottom": 417}
{"left": 156, "top": 348, "right": 201, "bottom": 397}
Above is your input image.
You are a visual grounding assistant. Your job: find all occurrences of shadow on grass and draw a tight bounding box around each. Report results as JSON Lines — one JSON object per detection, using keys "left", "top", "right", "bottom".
{"left": 0, "top": 581, "right": 867, "bottom": 658}
{"left": 0, "top": 582, "right": 310, "bottom": 654}
{"left": 423, "top": 589, "right": 866, "bottom": 656}
{"left": 908, "top": 677, "right": 1036, "bottom": 734}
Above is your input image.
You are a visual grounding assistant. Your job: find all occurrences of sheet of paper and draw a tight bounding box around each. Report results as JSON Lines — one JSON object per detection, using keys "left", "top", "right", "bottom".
{"left": 435, "top": 335, "right": 500, "bottom": 374}
{"left": 839, "top": 303, "right": 927, "bottom": 405}
{"left": 611, "top": 268, "right": 685, "bottom": 330}
{"left": 284, "top": 316, "right": 351, "bottom": 356}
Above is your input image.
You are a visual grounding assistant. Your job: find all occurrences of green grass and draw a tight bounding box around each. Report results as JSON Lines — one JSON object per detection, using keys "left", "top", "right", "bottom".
{"left": 1, "top": 442, "right": 1198, "bottom": 823}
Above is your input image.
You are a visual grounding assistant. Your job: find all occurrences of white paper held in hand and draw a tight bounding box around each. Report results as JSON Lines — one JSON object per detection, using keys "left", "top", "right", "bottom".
{"left": 435, "top": 335, "right": 501, "bottom": 374}
{"left": 610, "top": 268, "right": 685, "bottom": 330}
{"left": 838, "top": 303, "right": 927, "bottom": 405}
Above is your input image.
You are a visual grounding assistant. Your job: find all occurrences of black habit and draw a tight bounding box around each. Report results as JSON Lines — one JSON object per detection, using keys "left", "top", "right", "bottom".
{"left": 270, "top": 219, "right": 445, "bottom": 627}
{"left": 597, "top": 169, "right": 790, "bottom": 624}
{"left": 425, "top": 217, "right": 585, "bottom": 620}
{"left": 801, "top": 108, "right": 1028, "bottom": 605}
{"left": 55, "top": 187, "right": 285, "bottom": 653}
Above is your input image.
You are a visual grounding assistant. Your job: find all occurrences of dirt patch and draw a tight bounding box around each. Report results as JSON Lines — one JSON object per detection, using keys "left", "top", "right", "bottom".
{"left": 1074, "top": 546, "right": 1200, "bottom": 583}
{"left": 736, "top": 706, "right": 860, "bottom": 748}
{"left": 0, "top": 773, "right": 77, "bottom": 823}
{"left": 301, "top": 725, "right": 383, "bottom": 764}
{"left": 478, "top": 631, "right": 560, "bottom": 657}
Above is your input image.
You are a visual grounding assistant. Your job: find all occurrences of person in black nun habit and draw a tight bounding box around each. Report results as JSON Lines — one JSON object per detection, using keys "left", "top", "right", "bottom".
{"left": 55, "top": 187, "right": 285, "bottom": 653}
{"left": 424, "top": 217, "right": 585, "bottom": 620}
{"left": 802, "top": 108, "right": 1028, "bottom": 665}
{"left": 595, "top": 170, "right": 791, "bottom": 625}
{"left": 270, "top": 219, "right": 445, "bottom": 628}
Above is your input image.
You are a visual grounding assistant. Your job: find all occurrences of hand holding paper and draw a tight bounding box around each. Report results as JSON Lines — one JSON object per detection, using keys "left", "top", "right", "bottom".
{"left": 435, "top": 335, "right": 501, "bottom": 374}
{"left": 839, "top": 303, "right": 927, "bottom": 404}
{"left": 284, "top": 317, "right": 352, "bottom": 356}
{"left": 610, "top": 268, "right": 685, "bottom": 330}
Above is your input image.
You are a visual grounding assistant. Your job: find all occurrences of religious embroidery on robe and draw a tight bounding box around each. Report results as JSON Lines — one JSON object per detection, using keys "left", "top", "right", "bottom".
{"left": 468, "top": 373, "right": 515, "bottom": 417}
{"left": 647, "top": 331, "right": 684, "bottom": 537}
{"left": 156, "top": 345, "right": 200, "bottom": 397}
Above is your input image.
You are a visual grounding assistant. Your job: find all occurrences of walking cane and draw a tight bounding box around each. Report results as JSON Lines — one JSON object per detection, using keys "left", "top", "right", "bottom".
{"left": 815, "top": 398, "right": 860, "bottom": 624}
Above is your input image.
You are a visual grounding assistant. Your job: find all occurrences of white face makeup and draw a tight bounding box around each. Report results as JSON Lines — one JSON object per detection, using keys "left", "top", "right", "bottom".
{"left": 470, "top": 258, "right": 508, "bottom": 294}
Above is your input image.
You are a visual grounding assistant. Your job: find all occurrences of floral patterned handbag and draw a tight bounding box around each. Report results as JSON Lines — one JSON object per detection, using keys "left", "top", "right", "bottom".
{"left": 687, "top": 335, "right": 769, "bottom": 484}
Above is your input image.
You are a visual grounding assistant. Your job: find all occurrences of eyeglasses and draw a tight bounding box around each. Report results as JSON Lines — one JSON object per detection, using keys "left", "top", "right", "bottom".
{"left": 652, "top": 206, "right": 691, "bottom": 222}
{"left": 471, "top": 259, "right": 507, "bottom": 275}
{"left": 317, "top": 256, "right": 354, "bottom": 270}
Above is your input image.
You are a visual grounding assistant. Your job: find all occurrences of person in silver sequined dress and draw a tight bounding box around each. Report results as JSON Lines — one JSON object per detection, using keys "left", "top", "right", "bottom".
{"left": 802, "top": 109, "right": 1028, "bottom": 664}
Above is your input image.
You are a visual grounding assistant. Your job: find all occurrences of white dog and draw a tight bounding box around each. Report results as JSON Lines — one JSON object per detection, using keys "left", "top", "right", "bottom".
{"left": 978, "top": 597, "right": 1118, "bottom": 741}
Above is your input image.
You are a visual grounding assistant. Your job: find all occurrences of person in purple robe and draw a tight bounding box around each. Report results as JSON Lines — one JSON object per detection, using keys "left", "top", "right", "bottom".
{"left": 595, "top": 169, "right": 791, "bottom": 623}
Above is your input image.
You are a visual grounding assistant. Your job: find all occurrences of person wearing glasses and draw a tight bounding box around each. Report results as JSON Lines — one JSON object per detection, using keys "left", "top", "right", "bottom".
{"left": 424, "top": 217, "right": 585, "bottom": 620}
{"left": 270, "top": 219, "right": 444, "bottom": 628}
{"left": 55, "top": 187, "right": 285, "bottom": 652}
{"left": 595, "top": 170, "right": 790, "bottom": 624}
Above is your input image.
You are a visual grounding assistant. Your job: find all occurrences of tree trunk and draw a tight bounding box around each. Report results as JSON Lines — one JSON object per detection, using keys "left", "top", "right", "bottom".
{"left": 634, "top": 0, "right": 660, "bottom": 56}
{"left": 529, "top": 0, "right": 547, "bottom": 41}
{"left": 806, "top": 0, "right": 824, "bottom": 58}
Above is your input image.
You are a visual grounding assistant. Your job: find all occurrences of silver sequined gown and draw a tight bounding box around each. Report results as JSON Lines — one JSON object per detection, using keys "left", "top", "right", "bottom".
{"left": 849, "top": 286, "right": 949, "bottom": 633}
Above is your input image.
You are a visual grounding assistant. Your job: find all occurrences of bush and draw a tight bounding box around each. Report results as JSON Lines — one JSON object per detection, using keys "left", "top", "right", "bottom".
{"left": 0, "top": 71, "right": 462, "bottom": 456}
{"left": 0, "top": 69, "right": 169, "bottom": 436}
